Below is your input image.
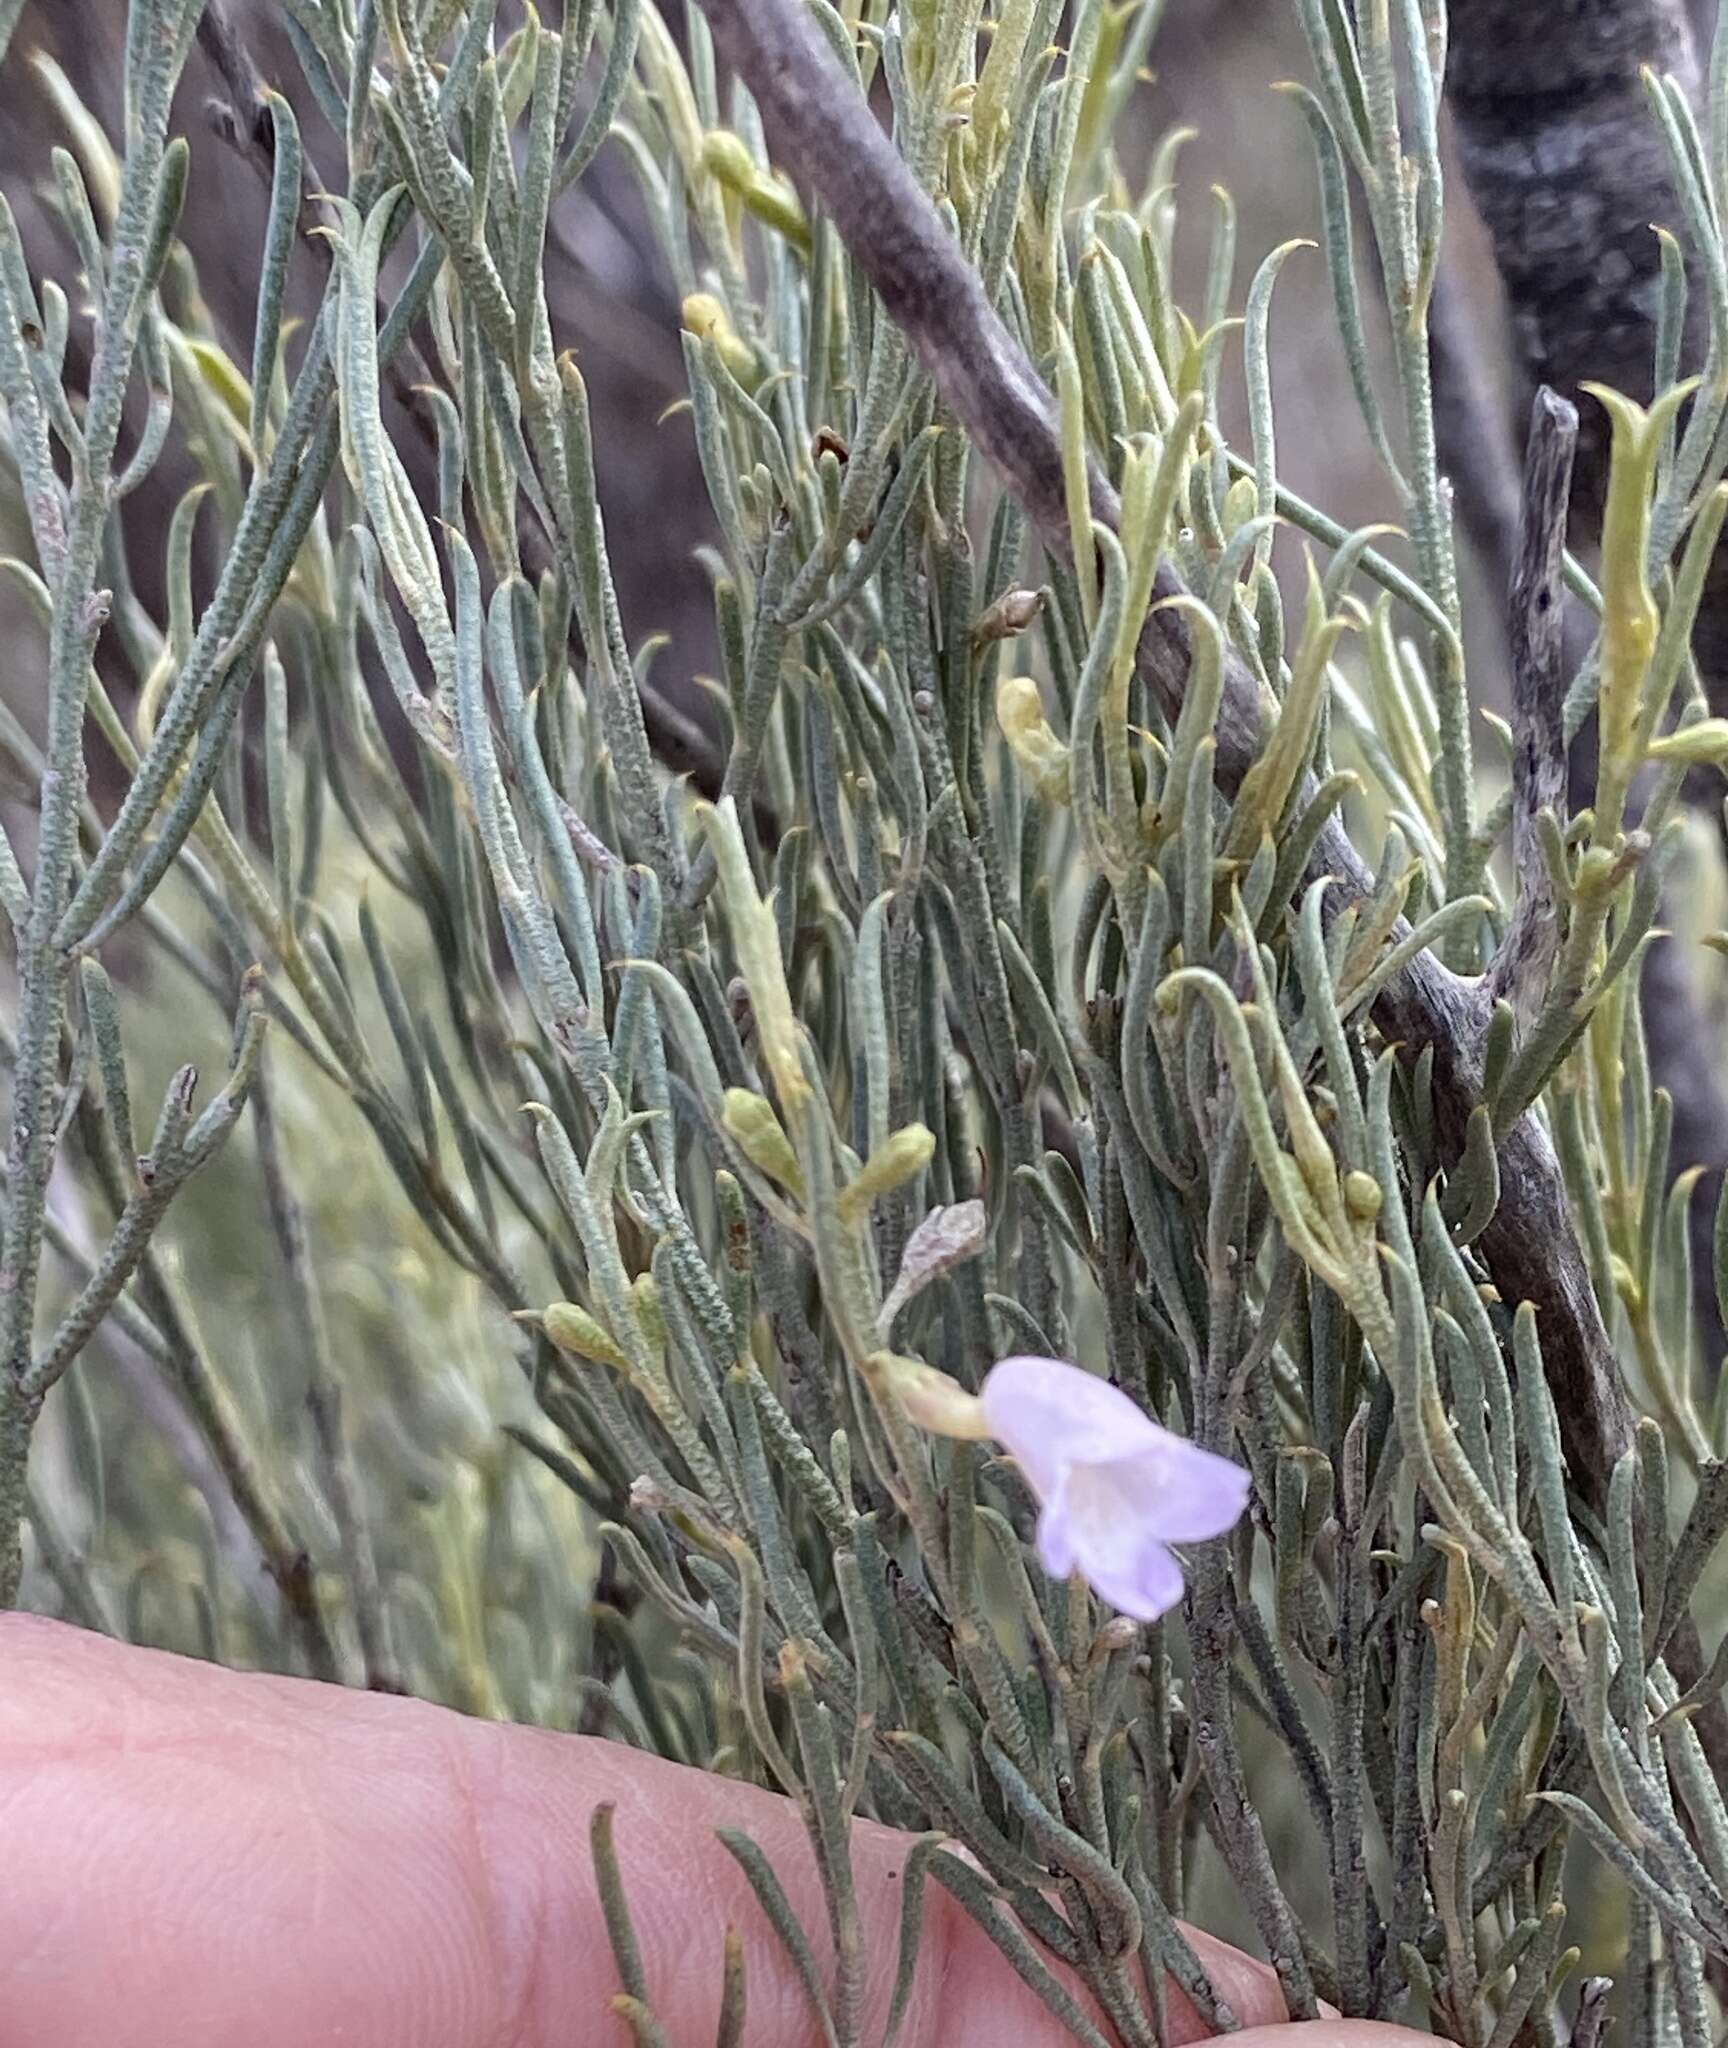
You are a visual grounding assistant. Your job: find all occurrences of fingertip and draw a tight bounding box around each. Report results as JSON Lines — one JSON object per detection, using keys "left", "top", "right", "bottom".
{"left": 1224, "top": 2024, "right": 1434, "bottom": 2048}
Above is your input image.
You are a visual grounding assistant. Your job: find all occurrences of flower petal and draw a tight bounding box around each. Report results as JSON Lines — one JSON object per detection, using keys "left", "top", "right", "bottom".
{"left": 1034, "top": 1473, "right": 1078, "bottom": 1580}
{"left": 979, "top": 1355, "right": 1168, "bottom": 1497}
{"left": 1085, "top": 1535, "right": 1184, "bottom": 1622}
{"left": 1115, "top": 1435, "right": 1252, "bottom": 1543}
{"left": 1034, "top": 1465, "right": 1182, "bottom": 1619}
{"left": 1053, "top": 1452, "right": 1243, "bottom": 1620}
{"left": 980, "top": 1357, "right": 1251, "bottom": 1540}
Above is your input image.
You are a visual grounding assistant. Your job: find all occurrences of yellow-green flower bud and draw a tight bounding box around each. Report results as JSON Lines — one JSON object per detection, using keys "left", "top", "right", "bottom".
{"left": 1221, "top": 472, "right": 1259, "bottom": 537}
{"left": 1343, "top": 1170, "right": 1383, "bottom": 1224}
{"left": 681, "top": 292, "right": 762, "bottom": 389}
{"left": 701, "top": 130, "right": 811, "bottom": 254}
{"left": 1646, "top": 717, "right": 1728, "bottom": 765}
{"left": 839, "top": 1123, "right": 936, "bottom": 1223}
{"left": 542, "top": 1301, "right": 631, "bottom": 1373}
{"left": 722, "top": 1087, "right": 806, "bottom": 1200}
{"left": 700, "top": 127, "right": 758, "bottom": 191}
{"left": 630, "top": 1271, "right": 665, "bottom": 1354}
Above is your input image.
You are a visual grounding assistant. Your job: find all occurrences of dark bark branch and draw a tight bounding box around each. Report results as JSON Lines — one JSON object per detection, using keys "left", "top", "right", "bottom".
{"left": 1488, "top": 388, "right": 1577, "bottom": 1024}
{"left": 1446, "top": 0, "right": 1700, "bottom": 472}
{"left": 1445, "top": 0, "right": 1728, "bottom": 707}
{"left": 698, "top": 3, "right": 1083, "bottom": 547}
{"left": 694, "top": 0, "right": 1635, "bottom": 1504}
{"left": 1444, "top": 0, "right": 1728, "bottom": 1352}
{"left": 1446, "top": 0, "right": 1727, "bottom": 679}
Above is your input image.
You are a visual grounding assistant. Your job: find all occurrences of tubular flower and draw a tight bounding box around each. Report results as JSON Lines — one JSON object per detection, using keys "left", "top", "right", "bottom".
{"left": 979, "top": 1356, "right": 1250, "bottom": 1621}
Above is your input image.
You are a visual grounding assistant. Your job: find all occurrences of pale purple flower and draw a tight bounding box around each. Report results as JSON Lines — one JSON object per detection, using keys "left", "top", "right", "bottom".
{"left": 979, "top": 1355, "right": 1250, "bottom": 1621}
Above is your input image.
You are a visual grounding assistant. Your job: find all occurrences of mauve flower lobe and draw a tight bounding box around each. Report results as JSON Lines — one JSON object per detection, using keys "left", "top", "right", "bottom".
{"left": 978, "top": 1354, "right": 1250, "bottom": 1621}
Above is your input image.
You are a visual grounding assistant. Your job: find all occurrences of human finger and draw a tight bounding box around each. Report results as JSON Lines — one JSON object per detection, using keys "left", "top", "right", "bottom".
{"left": 0, "top": 1616, "right": 1298, "bottom": 2048}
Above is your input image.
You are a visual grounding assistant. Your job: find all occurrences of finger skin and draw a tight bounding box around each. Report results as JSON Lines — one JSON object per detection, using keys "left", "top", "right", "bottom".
{"left": 0, "top": 1617, "right": 1397, "bottom": 2048}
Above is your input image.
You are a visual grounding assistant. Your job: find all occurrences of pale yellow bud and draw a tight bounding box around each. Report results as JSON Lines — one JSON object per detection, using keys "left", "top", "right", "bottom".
{"left": 868, "top": 1351, "right": 991, "bottom": 1439}
{"left": 996, "top": 676, "right": 1072, "bottom": 802}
